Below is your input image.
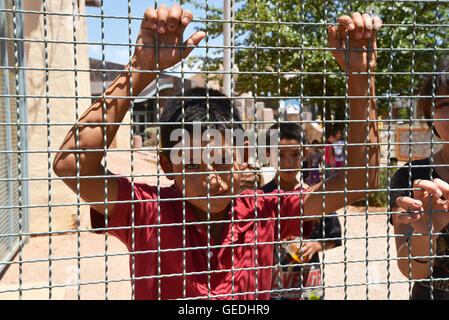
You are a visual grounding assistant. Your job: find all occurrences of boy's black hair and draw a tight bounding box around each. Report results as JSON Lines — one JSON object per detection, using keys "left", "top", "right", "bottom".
{"left": 160, "top": 87, "right": 243, "bottom": 155}
{"left": 419, "top": 59, "right": 449, "bottom": 138}
{"left": 266, "top": 122, "right": 302, "bottom": 146}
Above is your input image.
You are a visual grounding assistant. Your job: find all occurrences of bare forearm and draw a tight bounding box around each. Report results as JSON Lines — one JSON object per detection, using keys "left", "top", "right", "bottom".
{"left": 367, "top": 77, "right": 379, "bottom": 188}
{"left": 345, "top": 74, "right": 378, "bottom": 198}
{"left": 397, "top": 233, "right": 438, "bottom": 279}
{"left": 54, "top": 68, "right": 155, "bottom": 176}
{"left": 304, "top": 75, "right": 377, "bottom": 216}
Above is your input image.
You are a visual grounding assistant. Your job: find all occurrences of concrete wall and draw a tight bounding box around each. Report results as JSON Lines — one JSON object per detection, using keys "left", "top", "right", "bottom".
{"left": 23, "top": 0, "right": 92, "bottom": 233}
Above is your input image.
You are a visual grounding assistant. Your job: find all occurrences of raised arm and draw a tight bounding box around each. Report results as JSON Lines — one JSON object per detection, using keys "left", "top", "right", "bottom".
{"left": 53, "top": 5, "right": 205, "bottom": 216}
{"left": 303, "top": 12, "right": 381, "bottom": 217}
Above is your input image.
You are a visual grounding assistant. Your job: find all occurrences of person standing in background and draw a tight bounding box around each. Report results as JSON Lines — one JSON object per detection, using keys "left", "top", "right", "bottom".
{"left": 333, "top": 129, "right": 345, "bottom": 168}
{"left": 308, "top": 140, "right": 323, "bottom": 185}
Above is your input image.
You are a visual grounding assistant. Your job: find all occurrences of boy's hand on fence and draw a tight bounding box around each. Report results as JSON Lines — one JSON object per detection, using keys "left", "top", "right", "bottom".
{"left": 396, "top": 178, "right": 449, "bottom": 233}
{"left": 328, "top": 13, "right": 382, "bottom": 73}
{"left": 131, "top": 5, "right": 206, "bottom": 73}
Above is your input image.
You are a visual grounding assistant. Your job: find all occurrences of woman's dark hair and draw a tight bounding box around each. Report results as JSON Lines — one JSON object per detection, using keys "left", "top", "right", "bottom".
{"left": 418, "top": 59, "right": 449, "bottom": 138}
{"left": 159, "top": 87, "right": 243, "bottom": 154}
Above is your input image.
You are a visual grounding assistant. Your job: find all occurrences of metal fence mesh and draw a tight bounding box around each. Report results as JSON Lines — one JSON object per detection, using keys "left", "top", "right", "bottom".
{"left": 0, "top": 0, "right": 448, "bottom": 300}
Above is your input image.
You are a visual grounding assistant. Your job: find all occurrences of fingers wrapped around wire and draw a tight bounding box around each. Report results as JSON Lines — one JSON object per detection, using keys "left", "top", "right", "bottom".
{"left": 395, "top": 178, "right": 449, "bottom": 225}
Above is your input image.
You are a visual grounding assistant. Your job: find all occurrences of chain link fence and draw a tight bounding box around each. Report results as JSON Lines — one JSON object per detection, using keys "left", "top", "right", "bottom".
{"left": 0, "top": 0, "right": 448, "bottom": 300}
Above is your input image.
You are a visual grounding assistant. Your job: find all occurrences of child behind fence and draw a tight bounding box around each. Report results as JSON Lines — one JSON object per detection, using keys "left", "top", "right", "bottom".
{"left": 262, "top": 123, "right": 341, "bottom": 300}
{"left": 53, "top": 5, "right": 380, "bottom": 299}
{"left": 389, "top": 59, "right": 449, "bottom": 300}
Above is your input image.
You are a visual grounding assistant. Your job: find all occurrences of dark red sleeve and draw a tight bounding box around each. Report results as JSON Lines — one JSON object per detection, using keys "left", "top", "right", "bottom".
{"left": 90, "top": 176, "right": 158, "bottom": 251}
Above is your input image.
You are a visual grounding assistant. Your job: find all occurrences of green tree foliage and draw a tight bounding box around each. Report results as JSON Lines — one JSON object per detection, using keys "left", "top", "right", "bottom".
{"left": 186, "top": 1, "right": 449, "bottom": 124}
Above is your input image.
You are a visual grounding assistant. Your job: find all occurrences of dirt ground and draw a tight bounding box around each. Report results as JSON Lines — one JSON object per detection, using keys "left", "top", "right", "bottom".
{"left": 0, "top": 151, "right": 411, "bottom": 299}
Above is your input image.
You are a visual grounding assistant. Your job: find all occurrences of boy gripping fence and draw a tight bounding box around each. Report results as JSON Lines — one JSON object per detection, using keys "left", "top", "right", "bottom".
{"left": 53, "top": 5, "right": 380, "bottom": 299}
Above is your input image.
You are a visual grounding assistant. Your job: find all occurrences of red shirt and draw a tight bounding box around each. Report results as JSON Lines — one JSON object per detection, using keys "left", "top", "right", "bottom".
{"left": 324, "top": 144, "right": 335, "bottom": 165}
{"left": 90, "top": 176, "right": 313, "bottom": 300}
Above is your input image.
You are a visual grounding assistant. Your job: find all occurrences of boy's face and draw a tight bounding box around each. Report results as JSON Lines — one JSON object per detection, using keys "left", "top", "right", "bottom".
{"left": 161, "top": 135, "right": 242, "bottom": 218}
{"left": 268, "top": 139, "right": 302, "bottom": 182}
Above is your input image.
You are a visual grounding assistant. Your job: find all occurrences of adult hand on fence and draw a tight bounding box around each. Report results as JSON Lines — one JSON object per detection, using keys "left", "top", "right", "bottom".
{"left": 328, "top": 12, "right": 382, "bottom": 73}
{"left": 131, "top": 4, "right": 206, "bottom": 73}
{"left": 396, "top": 178, "right": 449, "bottom": 234}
